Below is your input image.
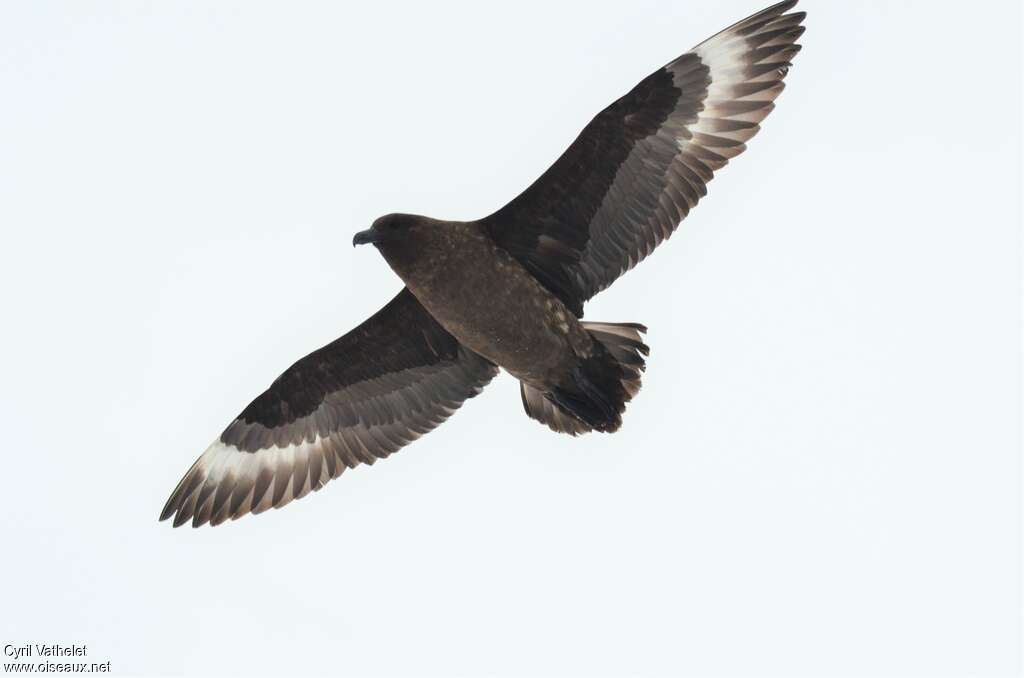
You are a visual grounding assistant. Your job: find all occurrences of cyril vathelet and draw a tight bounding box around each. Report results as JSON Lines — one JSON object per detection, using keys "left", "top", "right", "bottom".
{"left": 5, "top": 644, "right": 88, "bottom": 659}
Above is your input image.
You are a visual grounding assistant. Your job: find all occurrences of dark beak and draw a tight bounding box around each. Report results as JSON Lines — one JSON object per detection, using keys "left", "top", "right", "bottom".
{"left": 352, "top": 228, "right": 381, "bottom": 247}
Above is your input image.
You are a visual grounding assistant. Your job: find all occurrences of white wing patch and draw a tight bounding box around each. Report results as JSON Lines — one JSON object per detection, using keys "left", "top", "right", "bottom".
{"left": 676, "top": 4, "right": 804, "bottom": 163}
{"left": 163, "top": 436, "right": 345, "bottom": 528}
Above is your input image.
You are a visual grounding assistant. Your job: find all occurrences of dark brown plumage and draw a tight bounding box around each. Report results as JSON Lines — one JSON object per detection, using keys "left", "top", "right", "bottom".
{"left": 161, "top": 1, "right": 805, "bottom": 527}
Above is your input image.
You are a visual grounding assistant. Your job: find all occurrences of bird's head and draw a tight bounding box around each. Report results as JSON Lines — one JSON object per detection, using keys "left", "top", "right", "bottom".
{"left": 352, "top": 213, "right": 445, "bottom": 277}
{"left": 352, "top": 213, "right": 428, "bottom": 249}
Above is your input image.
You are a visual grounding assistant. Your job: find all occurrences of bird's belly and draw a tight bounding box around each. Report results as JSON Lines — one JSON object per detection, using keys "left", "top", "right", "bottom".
{"left": 405, "top": 253, "right": 584, "bottom": 384}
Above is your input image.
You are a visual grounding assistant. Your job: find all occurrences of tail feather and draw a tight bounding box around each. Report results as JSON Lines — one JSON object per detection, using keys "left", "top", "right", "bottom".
{"left": 520, "top": 322, "right": 648, "bottom": 435}
{"left": 520, "top": 382, "right": 592, "bottom": 435}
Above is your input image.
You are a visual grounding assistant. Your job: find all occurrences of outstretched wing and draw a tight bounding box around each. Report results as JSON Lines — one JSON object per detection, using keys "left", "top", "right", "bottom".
{"left": 160, "top": 288, "right": 497, "bottom": 528}
{"left": 483, "top": 0, "right": 805, "bottom": 316}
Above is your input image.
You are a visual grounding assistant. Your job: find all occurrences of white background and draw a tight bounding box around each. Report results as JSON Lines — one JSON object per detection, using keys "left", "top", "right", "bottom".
{"left": 1, "top": 1, "right": 1020, "bottom": 675}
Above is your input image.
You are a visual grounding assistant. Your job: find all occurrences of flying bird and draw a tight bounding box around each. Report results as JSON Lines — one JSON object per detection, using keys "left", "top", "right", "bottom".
{"left": 161, "top": 1, "right": 805, "bottom": 527}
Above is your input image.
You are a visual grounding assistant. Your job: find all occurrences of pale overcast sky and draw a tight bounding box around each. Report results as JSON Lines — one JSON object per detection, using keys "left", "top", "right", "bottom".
{"left": 1, "top": 1, "right": 1020, "bottom": 675}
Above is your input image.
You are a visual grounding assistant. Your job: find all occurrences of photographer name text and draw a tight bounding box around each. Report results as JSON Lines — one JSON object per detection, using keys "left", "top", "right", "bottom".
{"left": 4, "top": 644, "right": 88, "bottom": 660}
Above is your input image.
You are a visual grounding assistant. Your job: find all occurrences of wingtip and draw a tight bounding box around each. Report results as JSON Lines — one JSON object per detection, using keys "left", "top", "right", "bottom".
{"left": 767, "top": 0, "right": 799, "bottom": 14}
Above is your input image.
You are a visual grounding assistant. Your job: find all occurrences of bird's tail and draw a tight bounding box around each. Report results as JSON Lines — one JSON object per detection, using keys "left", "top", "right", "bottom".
{"left": 520, "top": 322, "right": 648, "bottom": 435}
